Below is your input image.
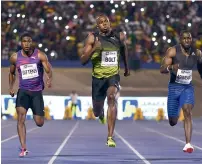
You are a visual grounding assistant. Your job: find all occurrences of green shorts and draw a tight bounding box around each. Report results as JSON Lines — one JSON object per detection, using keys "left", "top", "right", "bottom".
{"left": 92, "top": 74, "right": 120, "bottom": 101}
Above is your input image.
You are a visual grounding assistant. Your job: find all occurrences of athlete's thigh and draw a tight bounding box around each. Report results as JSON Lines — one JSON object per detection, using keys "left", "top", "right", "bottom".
{"left": 167, "top": 84, "right": 181, "bottom": 117}
{"left": 16, "top": 89, "right": 30, "bottom": 111}
{"left": 107, "top": 74, "right": 120, "bottom": 91}
{"left": 107, "top": 86, "right": 118, "bottom": 97}
{"left": 92, "top": 76, "right": 107, "bottom": 102}
{"left": 30, "top": 91, "right": 45, "bottom": 117}
{"left": 179, "top": 85, "right": 194, "bottom": 109}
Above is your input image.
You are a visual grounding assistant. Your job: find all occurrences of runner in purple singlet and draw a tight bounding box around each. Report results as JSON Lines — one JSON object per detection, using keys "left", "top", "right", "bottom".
{"left": 9, "top": 32, "right": 53, "bottom": 157}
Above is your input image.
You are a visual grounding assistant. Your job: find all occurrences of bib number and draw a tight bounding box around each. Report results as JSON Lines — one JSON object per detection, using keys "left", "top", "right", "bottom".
{"left": 175, "top": 69, "right": 192, "bottom": 84}
{"left": 101, "top": 51, "right": 118, "bottom": 67}
{"left": 20, "top": 64, "right": 39, "bottom": 80}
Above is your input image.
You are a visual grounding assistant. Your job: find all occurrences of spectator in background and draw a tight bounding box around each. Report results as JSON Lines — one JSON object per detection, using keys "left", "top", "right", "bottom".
{"left": 1, "top": 1, "right": 202, "bottom": 63}
{"left": 70, "top": 90, "right": 78, "bottom": 113}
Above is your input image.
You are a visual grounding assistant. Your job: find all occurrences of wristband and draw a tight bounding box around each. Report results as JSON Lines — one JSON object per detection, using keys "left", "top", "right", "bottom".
{"left": 166, "top": 65, "right": 173, "bottom": 72}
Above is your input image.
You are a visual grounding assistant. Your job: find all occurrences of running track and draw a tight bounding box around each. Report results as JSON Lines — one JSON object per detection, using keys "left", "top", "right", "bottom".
{"left": 1, "top": 119, "right": 202, "bottom": 164}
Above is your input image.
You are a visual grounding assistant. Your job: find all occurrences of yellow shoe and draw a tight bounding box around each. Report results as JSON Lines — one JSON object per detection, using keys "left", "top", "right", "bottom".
{"left": 99, "top": 116, "right": 106, "bottom": 124}
{"left": 106, "top": 137, "right": 116, "bottom": 147}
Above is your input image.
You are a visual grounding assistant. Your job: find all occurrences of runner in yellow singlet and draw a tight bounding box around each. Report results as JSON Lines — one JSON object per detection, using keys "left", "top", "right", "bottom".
{"left": 79, "top": 14, "right": 130, "bottom": 147}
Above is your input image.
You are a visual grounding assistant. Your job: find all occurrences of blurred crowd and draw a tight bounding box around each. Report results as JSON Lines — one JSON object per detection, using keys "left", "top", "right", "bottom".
{"left": 2, "top": 0, "right": 202, "bottom": 63}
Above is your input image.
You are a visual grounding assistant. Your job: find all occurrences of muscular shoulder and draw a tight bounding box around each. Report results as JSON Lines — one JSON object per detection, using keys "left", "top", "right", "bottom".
{"left": 9, "top": 53, "right": 17, "bottom": 64}
{"left": 38, "top": 50, "right": 48, "bottom": 61}
{"left": 166, "top": 46, "right": 176, "bottom": 57}
{"left": 196, "top": 49, "right": 202, "bottom": 56}
{"left": 85, "top": 32, "right": 95, "bottom": 45}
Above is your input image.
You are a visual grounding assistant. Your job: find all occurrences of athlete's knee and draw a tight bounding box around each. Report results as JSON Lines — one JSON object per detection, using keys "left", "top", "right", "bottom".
{"left": 169, "top": 117, "right": 178, "bottom": 126}
{"left": 182, "top": 107, "right": 192, "bottom": 118}
{"left": 169, "top": 120, "right": 178, "bottom": 126}
{"left": 92, "top": 101, "right": 104, "bottom": 117}
{"left": 93, "top": 108, "right": 102, "bottom": 117}
{"left": 17, "top": 113, "right": 26, "bottom": 124}
{"left": 36, "top": 120, "right": 44, "bottom": 127}
{"left": 34, "top": 116, "right": 44, "bottom": 127}
{"left": 17, "top": 117, "right": 26, "bottom": 126}
{"left": 107, "top": 94, "right": 116, "bottom": 106}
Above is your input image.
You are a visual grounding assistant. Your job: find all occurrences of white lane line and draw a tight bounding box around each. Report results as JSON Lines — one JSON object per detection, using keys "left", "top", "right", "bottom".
{"left": 1, "top": 124, "right": 13, "bottom": 129}
{"left": 115, "top": 130, "right": 151, "bottom": 164}
{"left": 48, "top": 121, "right": 79, "bottom": 164}
{"left": 160, "top": 122, "right": 202, "bottom": 135}
{"left": 145, "top": 127, "right": 202, "bottom": 151}
{"left": 1, "top": 127, "right": 39, "bottom": 143}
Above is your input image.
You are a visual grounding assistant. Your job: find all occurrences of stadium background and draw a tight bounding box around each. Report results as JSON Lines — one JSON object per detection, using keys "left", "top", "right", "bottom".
{"left": 1, "top": 0, "right": 202, "bottom": 120}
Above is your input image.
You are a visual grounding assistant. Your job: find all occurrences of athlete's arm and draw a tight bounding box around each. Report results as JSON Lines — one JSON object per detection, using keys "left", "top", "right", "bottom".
{"left": 196, "top": 49, "right": 202, "bottom": 79}
{"left": 160, "top": 47, "right": 176, "bottom": 74}
{"left": 80, "top": 33, "right": 96, "bottom": 65}
{"left": 9, "top": 53, "right": 17, "bottom": 97}
{"left": 120, "top": 32, "right": 130, "bottom": 76}
{"left": 38, "top": 51, "right": 52, "bottom": 80}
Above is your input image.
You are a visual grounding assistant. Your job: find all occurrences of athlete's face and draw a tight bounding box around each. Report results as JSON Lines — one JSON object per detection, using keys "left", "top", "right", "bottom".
{"left": 97, "top": 16, "right": 111, "bottom": 33}
{"left": 180, "top": 32, "right": 192, "bottom": 49}
{"left": 21, "top": 36, "right": 32, "bottom": 52}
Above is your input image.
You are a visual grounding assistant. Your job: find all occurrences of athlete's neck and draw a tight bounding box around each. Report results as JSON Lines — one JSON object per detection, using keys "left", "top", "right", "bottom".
{"left": 22, "top": 49, "right": 34, "bottom": 57}
{"left": 180, "top": 44, "right": 191, "bottom": 55}
{"left": 99, "top": 29, "right": 112, "bottom": 36}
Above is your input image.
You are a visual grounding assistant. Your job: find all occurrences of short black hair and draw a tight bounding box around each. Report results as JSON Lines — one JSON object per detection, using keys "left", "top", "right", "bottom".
{"left": 180, "top": 30, "right": 191, "bottom": 37}
{"left": 96, "top": 14, "right": 109, "bottom": 22}
{"left": 20, "top": 32, "right": 32, "bottom": 41}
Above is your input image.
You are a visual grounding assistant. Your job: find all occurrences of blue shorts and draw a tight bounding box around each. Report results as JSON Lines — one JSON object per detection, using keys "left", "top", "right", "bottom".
{"left": 167, "top": 83, "right": 194, "bottom": 117}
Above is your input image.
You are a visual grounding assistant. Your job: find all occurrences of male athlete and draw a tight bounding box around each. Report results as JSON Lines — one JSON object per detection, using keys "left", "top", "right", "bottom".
{"left": 160, "top": 30, "right": 202, "bottom": 153}
{"left": 79, "top": 14, "right": 130, "bottom": 147}
{"left": 9, "top": 32, "right": 52, "bottom": 157}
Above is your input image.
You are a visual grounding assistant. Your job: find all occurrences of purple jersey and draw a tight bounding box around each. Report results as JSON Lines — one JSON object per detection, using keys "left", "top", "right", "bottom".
{"left": 16, "top": 49, "right": 44, "bottom": 91}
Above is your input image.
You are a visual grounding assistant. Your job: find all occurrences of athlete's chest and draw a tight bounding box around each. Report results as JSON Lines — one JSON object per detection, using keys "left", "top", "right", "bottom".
{"left": 17, "top": 56, "right": 40, "bottom": 67}
{"left": 17, "top": 58, "right": 41, "bottom": 80}
{"left": 174, "top": 52, "right": 197, "bottom": 69}
{"left": 99, "top": 36, "right": 120, "bottom": 49}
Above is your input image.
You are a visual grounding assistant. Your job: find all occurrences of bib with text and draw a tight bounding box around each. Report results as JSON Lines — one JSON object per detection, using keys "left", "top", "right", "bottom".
{"left": 101, "top": 51, "right": 118, "bottom": 67}
{"left": 20, "top": 63, "right": 39, "bottom": 80}
{"left": 175, "top": 69, "right": 192, "bottom": 84}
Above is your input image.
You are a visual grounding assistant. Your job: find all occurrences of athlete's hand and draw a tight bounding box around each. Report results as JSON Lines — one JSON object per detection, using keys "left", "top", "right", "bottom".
{"left": 171, "top": 64, "right": 179, "bottom": 74}
{"left": 124, "top": 68, "right": 130, "bottom": 77}
{"left": 93, "top": 37, "right": 102, "bottom": 52}
{"left": 9, "top": 89, "right": 15, "bottom": 97}
{"left": 46, "top": 77, "right": 52, "bottom": 88}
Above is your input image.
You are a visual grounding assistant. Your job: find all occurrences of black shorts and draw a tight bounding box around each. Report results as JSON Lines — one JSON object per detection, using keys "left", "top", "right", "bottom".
{"left": 16, "top": 89, "right": 44, "bottom": 116}
{"left": 92, "top": 74, "right": 120, "bottom": 101}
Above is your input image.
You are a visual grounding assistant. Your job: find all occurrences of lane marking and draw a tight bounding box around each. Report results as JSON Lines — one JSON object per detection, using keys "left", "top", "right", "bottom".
{"left": 1, "top": 127, "right": 39, "bottom": 143}
{"left": 115, "top": 130, "right": 151, "bottom": 164}
{"left": 48, "top": 121, "right": 79, "bottom": 164}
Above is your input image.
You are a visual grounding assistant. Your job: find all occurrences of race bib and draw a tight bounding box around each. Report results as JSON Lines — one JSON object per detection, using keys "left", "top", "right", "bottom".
{"left": 101, "top": 51, "right": 118, "bottom": 67}
{"left": 20, "top": 63, "right": 39, "bottom": 80}
{"left": 175, "top": 69, "right": 192, "bottom": 84}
